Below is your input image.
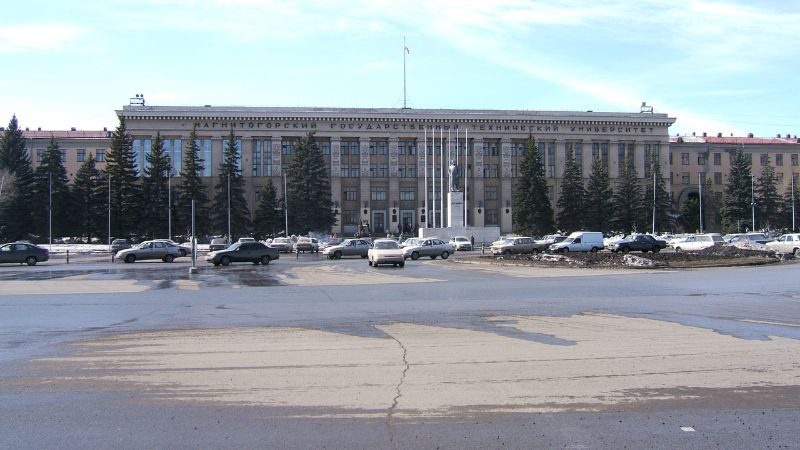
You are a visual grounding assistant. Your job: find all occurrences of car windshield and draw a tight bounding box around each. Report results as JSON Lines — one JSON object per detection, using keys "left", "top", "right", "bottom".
{"left": 374, "top": 241, "right": 398, "bottom": 249}
{"left": 227, "top": 242, "right": 242, "bottom": 250}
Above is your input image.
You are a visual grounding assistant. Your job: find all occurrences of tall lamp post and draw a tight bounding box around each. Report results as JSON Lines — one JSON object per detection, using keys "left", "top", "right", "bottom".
{"left": 48, "top": 172, "right": 52, "bottom": 252}
{"left": 107, "top": 172, "right": 111, "bottom": 251}
{"left": 227, "top": 171, "right": 232, "bottom": 243}
{"left": 751, "top": 175, "right": 756, "bottom": 231}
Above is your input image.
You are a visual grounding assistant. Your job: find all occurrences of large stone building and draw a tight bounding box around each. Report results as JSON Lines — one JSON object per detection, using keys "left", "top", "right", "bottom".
{"left": 12, "top": 103, "right": 798, "bottom": 234}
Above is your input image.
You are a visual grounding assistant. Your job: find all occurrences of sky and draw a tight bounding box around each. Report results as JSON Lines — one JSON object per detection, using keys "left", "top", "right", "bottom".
{"left": 1, "top": 0, "right": 799, "bottom": 138}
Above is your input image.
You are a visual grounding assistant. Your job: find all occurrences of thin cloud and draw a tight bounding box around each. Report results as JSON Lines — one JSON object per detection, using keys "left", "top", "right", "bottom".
{"left": 0, "top": 24, "right": 87, "bottom": 54}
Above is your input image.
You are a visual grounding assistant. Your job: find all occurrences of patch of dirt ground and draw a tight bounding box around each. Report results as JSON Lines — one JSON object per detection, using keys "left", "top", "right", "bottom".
{"left": 464, "top": 246, "right": 789, "bottom": 269}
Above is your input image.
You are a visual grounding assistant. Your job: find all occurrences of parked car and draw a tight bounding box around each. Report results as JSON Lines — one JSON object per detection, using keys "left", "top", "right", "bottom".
{"left": 116, "top": 240, "right": 183, "bottom": 263}
{"left": 0, "top": 242, "right": 49, "bottom": 266}
{"left": 322, "top": 238, "right": 372, "bottom": 259}
{"left": 449, "top": 236, "right": 473, "bottom": 251}
{"left": 727, "top": 233, "right": 772, "bottom": 245}
{"left": 368, "top": 238, "right": 405, "bottom": 267}
{"left": 320, "top": 238, "right": 343, "bottom": 249}
{"left": 402, "top": 238, "right": 454, "bottom": 260}
{"left": 153, "top": 239, "right": 191, "bottom": 257}
{"left": 270, "top": 237, "right": 295, "bottom": 253}
{"left": 209, "top": 238, "right": 230, "bottom": 252}
{"left": 491, "top": 236, "right": 535, "bottom": 255}
{"left": 294, "top": 237, "right": 320, "bottom": 253}
{"left": 532, "top": 234, "right": 566, "bottom": 253}
{"left": 549, "top": 231, "right": 605, "bottom": 253}
{"left": 205, "top": 241, "right": 280, "bottom": 266}
{"left": 110, "top": 238, "right": 132, "bottom": 252}
{"left": 671, "top": 233, "right": 724, "bottom": 252}
{"left": 609, "top": 234, "right": 667, "bottom": 253}
{"left": 766, "top": 233, "right": 800, "bottom": 256}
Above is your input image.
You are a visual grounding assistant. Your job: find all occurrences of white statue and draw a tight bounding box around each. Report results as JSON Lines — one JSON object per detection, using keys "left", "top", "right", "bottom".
{"left": 448, "top": 161, "right": 460, "bottom": 192}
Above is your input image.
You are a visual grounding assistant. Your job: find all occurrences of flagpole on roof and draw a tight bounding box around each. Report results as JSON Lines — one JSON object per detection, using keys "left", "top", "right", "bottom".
{"left": 403, "top": 37, "right": 410, "bottom": 110}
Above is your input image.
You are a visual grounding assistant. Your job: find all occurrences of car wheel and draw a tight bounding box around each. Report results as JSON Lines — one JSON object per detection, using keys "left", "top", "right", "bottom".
{"left": 125, "top": 254, "right": 136, "bottom": 263}
{"left": 441, "top": 251, "right": 449, "bottom": 259}
{"left": 25, "top": 256, "right": 37, "bottom": 266}
{"left": 794, "top": 248, "right": 800, "bottom": 257}
{"left": 531, "top": 248, "right": 539, "bottom": 254}
{"left": 399, "top": 261, "right": 405, "bottom": 268}
{"left": 621, "top": 247, "right": 630, "bottom": 253}
{"left": 163, "top": 254, "right": 175, "bottom": 263}
{"left": 674, "top": 247, "right": 682, "bottom": 253}
{"left": 213, "top": 262, "right": 220, "bottom": 266}
{"left": 502, "top": 249, "right": 511, "bottom": 256}
{"left": 652, "top": 247, "right": 661, "bottom": 253}
{"left": 361, "top": 254, "right": 368, "bottom": 259}
{"left": 430, "top": 255, "right": 437, "bottom": 260}
{"left": 261, "top": 255, "right": 271, "bottom": 265}
{"left": 368, "top": 260, "right": 373, "bottom": 267}
{"left": 220, "top": 256, "right": 231, "bottom": 266}
{"left": 334, "top": 251, "right": 342, "bottom": 260}
{"left": 590, "top": 247, "right": 598, "bottom": 253}
{"left": 563, "top": 248, "right": 569, "bottom": 253}
{"left": 179, "top": 250, "right": 187, "bottom": 257}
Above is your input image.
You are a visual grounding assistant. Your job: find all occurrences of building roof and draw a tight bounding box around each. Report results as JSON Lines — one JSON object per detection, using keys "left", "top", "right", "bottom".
{"left": 671, "top": 134, "right": 800, "bottom": 145}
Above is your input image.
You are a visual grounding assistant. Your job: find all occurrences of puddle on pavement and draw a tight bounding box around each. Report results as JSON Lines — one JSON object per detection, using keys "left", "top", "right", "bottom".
{"left": 0, "top": 266, "right": 282, "bottom": 288}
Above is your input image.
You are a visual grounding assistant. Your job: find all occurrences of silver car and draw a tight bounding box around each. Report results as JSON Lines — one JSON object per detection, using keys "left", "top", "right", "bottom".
{"left": 402, "top": 238, "right": 455, "bottom": 260}
{"left": 116, "top": 240, "right": 183, "bottom": 263}
{"left": 270, "top": 237, "right": 295, "bottom": 253}
{"left": 322, "top": 238, "right": 371, "bottom": 259}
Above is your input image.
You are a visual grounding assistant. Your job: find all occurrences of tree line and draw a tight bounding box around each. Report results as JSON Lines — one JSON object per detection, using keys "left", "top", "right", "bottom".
{"left": 0, "top": 116, "right": 336, "bottom": 243}
{"left": 512, "top": 135, "right": 799, "bottom": 237}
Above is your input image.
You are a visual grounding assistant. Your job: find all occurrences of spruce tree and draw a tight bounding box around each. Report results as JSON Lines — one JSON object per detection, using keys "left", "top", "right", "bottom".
{"left": 174, "top": 124, "right": 209, "bottom": 239}
{"left": 611, "top": 154, "right": 645, "bottom": 233}
{"left": 512, "top": 135, "right": 554, "bottom": 236}
{"left": 211, "top": 129, "right": 251, "bottom": 239}
{"left": 105, "top": 117, "right": 140, "bottom": 239}
{"left": 0, "top": 115, "right": 36, "bottom": 241}
{"left": 583, "top": 156, "right": 613, "bottom": 233}
{"left": 755, "top": 154, "right": 781, "bottom": 231}
{"left": 253, "top": 179, "right": 282, "bottom": 239}
{"left": 72, "top": 154, "right": 105, "bottom": 242}
{"left": 285, "top": 131, "right": 336, "bottom": 234}
{"left": 643, "top": 150, "right": 673, "bottom": 233}
{"left": 31, "top": 137, "right": 73, "bottom": 240}
{"left": 720, "top": 147, "right": 753, "bottom": 232}
{"left": 556, "top": 147, "right": 585, "bottom": 233}
{"left": 141, "top": 132, "right": 172, "bottom": 239}
{"left": 678, "top": 195, "right": 701, "bottom": 232}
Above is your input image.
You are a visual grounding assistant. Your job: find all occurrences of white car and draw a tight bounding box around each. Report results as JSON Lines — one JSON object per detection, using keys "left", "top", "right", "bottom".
{"left": 671, "top": 233, "right": 723, "bottom": 252}
{"left": 449, "top": 236, "right": 473, "bottom": 251}
{"left": 766, "top": 233, "right": 800, "bottom": 256}
{"left": 368, "top": 239, "right": 405, "bottom": 267}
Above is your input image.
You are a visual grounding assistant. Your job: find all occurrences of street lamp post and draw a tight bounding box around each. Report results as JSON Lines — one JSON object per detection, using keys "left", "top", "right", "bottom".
{"left": 227, "top": 171, "right": 231, "bottom": 243}
{"left": 283, "top": 171, "right": 289, "bottom": 237}
{"left": 107, "top": 173, "right": 111, "bottom": 251}
{"left": 751, "top": 175, "right": 756, "bottom": 231}
{"left": 48, "top": 172, "right": 52, "bottom": 252}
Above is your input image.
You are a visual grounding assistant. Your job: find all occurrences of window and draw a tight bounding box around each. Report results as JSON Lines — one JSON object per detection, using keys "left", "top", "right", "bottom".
{"left": 281, "top": 139, "right": 297, "bottom": 155}
{"left": 132, "top": 138, "right": 151, "bottom": 174}
{"left": 398, "top": 140, "right": 416, "bottom": 155}
{"left": 511, "top": 142, "right": 524, "bottom": 156}
{"left": 546, "top": 142, "right": 555, "bottom": 178}
{"left": 681, "top": 153, "right": 690, "bottom": 165}
{"left": 398, "top": 164, "right": 416, "bottom": 178}
{"left": 792, "top": 154, "right": 799, "bottom": 166}
{"left": 317, "top": 140, "right": 330, "bottom": 155}
{"left": 776, "top": 154, "right": 784, "bottom": 166}
{"left": 95, "top": 149, "right": 105, "bottom": 162}
{"left": 351, "top": 166, "right": 360, "bottom": 178}
{"left": 344, "top": 188, "right": 357, "bottom": 201}
{"left": 510, "top": 164, "right": 517, "bottom": 177}
{"left": 714, "top": 172, "right": 722, "bottom": 185}
{"left": 547, "top": 185, "right": 554, "bottom": 201}
{"left": 370, "top": 187, "right": 387, "bottom": 201}
{"left": 369, "top": 141, "right": 377, "bottom": 155}
{"left": 340, "top": 166, "right": 350, "bottom": 178}
{"left": 378, "top": 164, "right": 388, "bottom": 177}
{"left": 399, "top": 188, "right": 415, "bottom": 201}
{"left": 567, "top": 142, "right": 583, "bottom": 176}
{"left": 198, "top": 139, "right": 212, "bottom": 176}
{"left": 36, "top": 149, "right": 44, "bottom": 162}
{"left": 777, "top": 172, "right": 784, "bottom": 183}
{"left": 713, "top": 153, "right": 721, "bottom": 165}
{"left": 342, "top": 210, "right": 358, "bottom": 225}
{"left": 59, "top": 149, "right": 66, "bottom": 162}
{"left": 77, "top": 149, "right": 86, "bottom": 162}
{"left": 592, "top": 143, "right": 609, "bottom": 169}
{"left": 252, "top": 139, "right": 272, "bottom": 176}
{"left": 681, "top": 172, "right": 690, "bottom": 184}
{"left": 485, "top": 186, "right": 497, "bottom": 200}
{"left": 760, "top": 153, "right": 769, "bottom": 165}
{"left": 483, "top": 141, "right": 499, "bottom": 156}
{"left": 698, "top": 154, "right": 706, "bottom": 165}
{"left": 163, "top": 139, "right": 182, "bottom": 176}
{"left": 484, "top": 164, "right": 499, "bottom": 178}
{"left": 370, "top": 163, "right": 377, "bottom": 177}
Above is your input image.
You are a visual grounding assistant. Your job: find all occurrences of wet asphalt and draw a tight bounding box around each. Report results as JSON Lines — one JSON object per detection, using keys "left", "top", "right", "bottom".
{"left": 1, "top": 253, "right": 799, "bottom": 449}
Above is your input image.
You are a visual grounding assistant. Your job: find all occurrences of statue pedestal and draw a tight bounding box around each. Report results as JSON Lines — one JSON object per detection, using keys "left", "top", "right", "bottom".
{"left": 447, "top": 191, "right": 464, "bottom": 228}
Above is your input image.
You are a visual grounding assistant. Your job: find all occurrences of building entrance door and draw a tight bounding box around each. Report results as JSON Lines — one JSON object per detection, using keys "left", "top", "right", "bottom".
{"left": 372, "top": 211, "right": 386, "bottom": 235}
{"left": 401, "top": 210, "right": 415, "bottom": 234}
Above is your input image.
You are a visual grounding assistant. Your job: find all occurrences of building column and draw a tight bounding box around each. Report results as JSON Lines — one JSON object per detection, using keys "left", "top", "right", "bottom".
{"left": 472, "top": 137, "right": 485, "bottom": 228}
{"left": 388, "top": 137, "right": 400, "bottom": 234}
{"left": 330, "top": 137, "right": 342, "bottom": 235}
{"left": 359, "top": 139, "right": 371, "bottom": 226}
{"left": 609, "top": 140, "right": 620, "bottom": 179}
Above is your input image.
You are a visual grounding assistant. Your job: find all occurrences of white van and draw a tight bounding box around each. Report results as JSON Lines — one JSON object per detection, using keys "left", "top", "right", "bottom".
{"left": 549, "top": 231, "right": 604, "bottom": 253}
